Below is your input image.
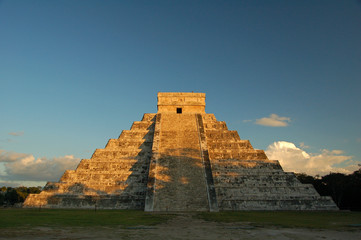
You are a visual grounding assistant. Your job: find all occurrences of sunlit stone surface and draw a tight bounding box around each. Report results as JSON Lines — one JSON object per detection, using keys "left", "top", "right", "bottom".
{"left": 24, "top": 92, "right": 338, "bottom": 210}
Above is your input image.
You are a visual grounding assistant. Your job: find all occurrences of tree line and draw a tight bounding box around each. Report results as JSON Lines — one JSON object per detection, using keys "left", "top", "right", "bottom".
{"left": 0, "top": 186, "right": 41, "bottom": 206}
{"left": 296, "top": 168, "right": 361, "bottom": 211}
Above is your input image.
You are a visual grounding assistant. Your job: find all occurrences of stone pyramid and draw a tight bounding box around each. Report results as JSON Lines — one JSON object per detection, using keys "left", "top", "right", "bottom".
{"left": 24, "top": 92, "right": 338, "bottom": 210}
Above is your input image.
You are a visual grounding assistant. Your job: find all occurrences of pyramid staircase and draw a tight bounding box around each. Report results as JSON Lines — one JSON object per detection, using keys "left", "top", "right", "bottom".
{"left": 145, "top": 113, "right": 209, "bottom": 211}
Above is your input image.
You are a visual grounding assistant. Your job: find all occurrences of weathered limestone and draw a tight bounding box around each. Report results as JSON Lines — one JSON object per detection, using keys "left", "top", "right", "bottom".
{"left": 24, "top": 114, "right": 156, "bottom": 209}
{"left": 24, "top": 92, "right": 338, "bottom": 210}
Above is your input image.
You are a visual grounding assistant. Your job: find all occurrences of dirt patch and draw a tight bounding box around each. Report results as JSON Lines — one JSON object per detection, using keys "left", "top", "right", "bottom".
{"left": 1, "top": 213, "right": 360, "bottom": 240}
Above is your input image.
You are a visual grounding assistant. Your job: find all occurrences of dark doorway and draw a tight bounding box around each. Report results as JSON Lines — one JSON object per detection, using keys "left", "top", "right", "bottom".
{"left": 177, "top": 108, "right": 182, "bottom": 114}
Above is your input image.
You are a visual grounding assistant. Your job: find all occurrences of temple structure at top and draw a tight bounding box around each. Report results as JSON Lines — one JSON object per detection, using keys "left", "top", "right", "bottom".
{"left": 157, "top": 92, "right": 206, "bottom": 113}
{"left": 24, "top": 92, "right": 338, "bottom": 211}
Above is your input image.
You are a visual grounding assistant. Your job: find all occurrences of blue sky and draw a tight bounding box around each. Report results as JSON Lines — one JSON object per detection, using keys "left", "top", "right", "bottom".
{"left": 1, "top": 0, "right": 361, "bottom": 186}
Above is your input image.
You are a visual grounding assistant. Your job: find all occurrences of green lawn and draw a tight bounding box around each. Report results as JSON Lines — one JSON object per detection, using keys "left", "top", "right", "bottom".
{"left": 196, "top": 211, "right": 361, "bottom": 229}
{"left": 0, "top": 209, "right": 172, "bottom": 228}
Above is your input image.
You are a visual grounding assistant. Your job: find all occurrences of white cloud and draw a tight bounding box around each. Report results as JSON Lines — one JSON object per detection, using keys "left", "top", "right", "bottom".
{"left": 8, "top": 131, "right": 24, "bottom": 136}
{"left": 0, "top": 150, "right": 29, "bottom": 162}
{"left": 255, "top": 114, "right": 291, "bottom": 127}
{"left": 265, "top": 141, "right": 359, "bottom": 176}
{"left": 0, "top": 150, "right": 80, "bottom": 182}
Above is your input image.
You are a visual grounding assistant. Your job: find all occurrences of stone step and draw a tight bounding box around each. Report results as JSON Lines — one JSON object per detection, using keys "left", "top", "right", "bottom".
{"left": 214, "top": 180, "right": 307, "bottom": 188}
{"left": 61, "top": 172, "right": 147, "bottom": 180}
{"left": 75, "top": 164, "right": 149, "bottom": 171}
{"left": 209, "top": 151, "right": 268, "bottom": 160}
{"left": 91, "top": 149, "right": 152, "bottom": 159}
{"left": 218, "top": 198, "right": 338, "bottom": 211}
{"left": 207, "top": 140, "right": 253, "bottom": 150}
{"left": 201, "top": 113, "right": 217, "bottom": 122}
{"left": 214, "top": 176, "right": 301, "bottom": 184}
{"left": 24, "top": 193, "right": 147, "bottom": 209}
{"left": 213, "top": 170, "right": 286, "bottom": 175}
{"left": 210, "top": 148, "right": 264, "bottom": 154}
{"left": 118, "top": 130, "right": 153, "bottom": 140}
{"left": 59, "top": 182, "right": 148, "bottom": 189}
{"left": 130, "top": 121, "right": 155, "bottom": 131}
{"left": 50, "top": 193, "right": 147, "bottom": 198}
{"left": 77, "top": 158, "right": 150, "bottom": 165}
{"left": 203, "top": 121, "right": 228, "bottom": 130}
{"left": 76, "top": 159, "right": 145, "bottom": 169}
{"left": 105, "top": 139, "right": 153, "bottom": 150}
{"left": 74, "top": 168, "right": 149, "bottom": 174}
{"left": 220, "top": 195, "right": 325, "bottom": 201}
{"left": 205, "top": 130, "right": 241, "bottom": 141}
{"left": 211, "top": 158, "right": 277, "bottom": 164}
{"left": 212, "top": 164, "right": 282, "bottom": 172}
{"left": 141, "top": 113, "right": 156, "bottom": 121}
{"left": 214, "top": 175, "right": 294, "bottom": 182}
{"left": 55, "top": 184, "right": 147, "bottom": 194}
{"left": 216, "top": 188, "right": 318, "bottom": 197}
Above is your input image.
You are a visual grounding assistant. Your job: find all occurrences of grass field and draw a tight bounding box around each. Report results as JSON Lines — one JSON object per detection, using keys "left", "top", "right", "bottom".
{"left": 197, "top": 211, "right": 361, "bottom": 229}
{"left": 0, "top": 209, "right": 172, "bottom": 228}
{"left": 1, "top": 209, "right": 361, "bottom": 230}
